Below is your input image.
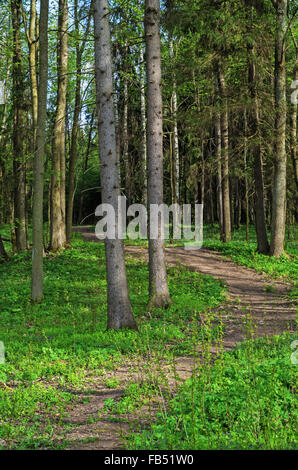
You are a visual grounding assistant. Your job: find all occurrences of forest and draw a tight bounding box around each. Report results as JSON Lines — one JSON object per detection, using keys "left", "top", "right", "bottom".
{"left": 0, "top": 0, "right": 297, "bottom": 453}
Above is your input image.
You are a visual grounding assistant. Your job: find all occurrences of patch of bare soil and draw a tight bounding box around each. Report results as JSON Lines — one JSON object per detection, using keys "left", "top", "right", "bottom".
{"left": 56, "top": 227, "right": 296, "bottom": 450}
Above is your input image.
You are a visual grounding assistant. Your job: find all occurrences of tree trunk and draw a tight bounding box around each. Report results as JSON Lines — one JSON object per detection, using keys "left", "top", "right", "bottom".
{"left": 218, "top": 64, "right": 231, "bottom": 242}
{"left": 270, "top": 0, "right": 287, "bottom": 258}
{"left": 290, "top": 50, "right": 297, "bottom": 191}
{"left": 11, "top": 0, "right": 26, "bottom": 253}
{"left": 214, "top": 74, "right": 223, "bottom": 238}
{"left": 50, "top": 0, "right": 68, "bottom": 251}
{"left": 169, "top": 40, "right": 179, "bottom": 207}
{"left": 94, "top": 0, "right": 137, "bottom": 330}
{"left": 243, "top": 109, "right": 249, "bottom": 242}
{"left": 66, "top": 1, "right": 91, "bottom": 243}
{"left": 139, "top": 43, "right": 147, "bottom": 206}
{"left": 145, "top": 0, "right": 172, "bottom": 308}
{"left": 247, "top": 43, "right": 270, "bottom": 253}
{"left": 31, "top": 0, "right": 48, "bottom": 302}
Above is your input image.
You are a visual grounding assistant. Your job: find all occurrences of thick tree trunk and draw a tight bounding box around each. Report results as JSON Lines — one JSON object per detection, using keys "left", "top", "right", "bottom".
{"left": 31, "top": 0, "right": 48, "bottom": 302}
{"left": 145, "top": 0, "right": 172, "bottom": 308}
{"left": 94, "top": 0, "right": 137, "bottom": 330}
{"left": 270, "top": 0, "right": 287, "bottom": 258}
{"left": 11, "top": 0, "right": 26, "bottom": 253}
{"left": 50, "top": 0, "right": 68, "bottom": 251}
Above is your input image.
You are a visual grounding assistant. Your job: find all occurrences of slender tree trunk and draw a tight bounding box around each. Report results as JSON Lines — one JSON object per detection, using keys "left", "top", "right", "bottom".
{"left": 11, "top": 0, "right": 26, "bottom": 253}
{"left": 31, "top": 0, "right": 48, "bottom": 302}
{"left": 0, "top": 235, "right": 9, "bottom": 262}
{"left": 50, "top": 0, "right": 68, "bottom": 251}
{"left": 94, "top": 0, "right": 137, "bottom": 330}
{"left": 214, "top": 74, "right": 223, "bottom": 238}
{"left": 78, "top": 110, "right": 95, "bottom": 224}
{"left": 139, "top": 43, "right": 147, "bottom": 206}
{"left": 247, "top": 43, "right": 270, "bottom": 253}
{"left": 28, "top": 0, "right": 38, "bottom": 148}
{"left": 122, "top": 42, "right": 130, "bottom": 205}
{"left": 290, "top": 50, "right": 297, "bottom": 191}
{"left": 270, "top": 0, "right": 287, "bottom": 258}
{"left": 244, "top": 109, "right": 249, "bottom": 242}
{"left": 218, "top": 64, "right": 231, "bottom": 242}
{"left": 169, "top": 40, "right": 179, "bottom": 207}
{"left": 145, "top": 0, "right": 172, "bottom": 308}
{"left": 66, "top": 1, "right": 91, "bottom": 243}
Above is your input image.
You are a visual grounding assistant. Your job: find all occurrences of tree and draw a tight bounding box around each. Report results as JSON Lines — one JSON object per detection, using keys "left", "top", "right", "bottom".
{"left": 270, "top": 0, "right": 288, "bottom": 258}
{"left": 145, "top": 0, "right": 172, "bottom": 308}
{"left": 31, "top": 0, "right": 49, "bottom": 302}
{"left": 66, "top": 0, "right": 92, "bottom": 243}
{"left": 50, "top": 0, "right": 68, "bottom": 251}
{"left": 94, "top": 0, "right": 138, "bottom": 330}
{"left": 246, "top": 5, "right": 270, "bottom": 253}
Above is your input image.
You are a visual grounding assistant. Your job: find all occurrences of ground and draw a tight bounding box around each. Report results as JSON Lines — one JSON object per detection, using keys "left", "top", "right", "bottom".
{"left": 53, "top": 227, "right": 296, "bottom": 450}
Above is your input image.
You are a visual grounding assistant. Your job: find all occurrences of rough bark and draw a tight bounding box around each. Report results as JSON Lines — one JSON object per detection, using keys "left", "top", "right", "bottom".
{"left": 247, "top": 43, "right": 270, "bottom": 253}
{"left": 66, "top": 1, "right": 91, "bottom": 243}
{"left": 145, "top": 0, "right": 172, "bottom": 308}
{"left": 218, "top": 64, "right": 231, "bottom": 242}
{"left": 290, "top": 50, "right": 297, "bottom": 191}
{"left": 270, "top": 0, "right": 287, "bottom": 258}
{"left": 31, "top": 0, "right": 48, "bottom": 302}
{"left": 139, "top": 43, "right": 147, "bottom": 206}
{"left": 11, "top": 0, "right": 26, "bottom": 253}
{"left": 50, "top": 0, "right": 68, "bottom": 251}
{"left": 214, "top": 74, "right": 223, "bottom": 238}
{"left": 94, "top": 0, "right": 137, "bottom": 330}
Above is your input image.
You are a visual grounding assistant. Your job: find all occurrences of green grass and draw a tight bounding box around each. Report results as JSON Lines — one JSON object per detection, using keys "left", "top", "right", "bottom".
{"left": 128, "top": 334, "right": 298, "bottom": 450}
{"left": 0, "top": 237, "right": 225, "bottom": 449}
{"left": 0, "top": 224, "right": 296, "bottom": 450}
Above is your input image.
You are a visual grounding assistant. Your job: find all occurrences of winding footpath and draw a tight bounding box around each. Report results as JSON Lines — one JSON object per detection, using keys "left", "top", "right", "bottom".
{"left": 58, "top": 227, "right": 296, "bottom": 450}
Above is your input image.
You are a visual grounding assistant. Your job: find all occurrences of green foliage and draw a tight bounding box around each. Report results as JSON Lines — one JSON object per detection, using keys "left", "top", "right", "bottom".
{"left": 0, "top": 238, "right": 225, "bottom": 448}
{"left": 128, "top": 334, "right": 298, "bottom": 450}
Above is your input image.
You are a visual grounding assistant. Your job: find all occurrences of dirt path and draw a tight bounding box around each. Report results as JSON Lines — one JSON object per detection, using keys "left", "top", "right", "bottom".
{"left": 58, "top": 227, "right": 296, "bottom": 450}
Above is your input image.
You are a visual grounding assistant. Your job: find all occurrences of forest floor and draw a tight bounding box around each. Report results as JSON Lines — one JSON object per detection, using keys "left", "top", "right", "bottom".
{"left": 58, "top": 226, "right": 296, "bottom": 450}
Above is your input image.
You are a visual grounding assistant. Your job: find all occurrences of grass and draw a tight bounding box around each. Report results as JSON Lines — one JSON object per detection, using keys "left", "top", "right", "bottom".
{"left": 127, "top": 333, "right": 297, "bottom": 450}
{"left": 0, "top": 235, "right": 225, "bottom": 449}
{"left": 0, "top": 224, "right": 296, "bottom": 450}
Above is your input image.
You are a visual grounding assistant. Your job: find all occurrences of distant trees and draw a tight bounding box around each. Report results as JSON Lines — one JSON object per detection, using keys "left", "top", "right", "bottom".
{"left": 0, "top": 0, "right": 297, "bottom": 317}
